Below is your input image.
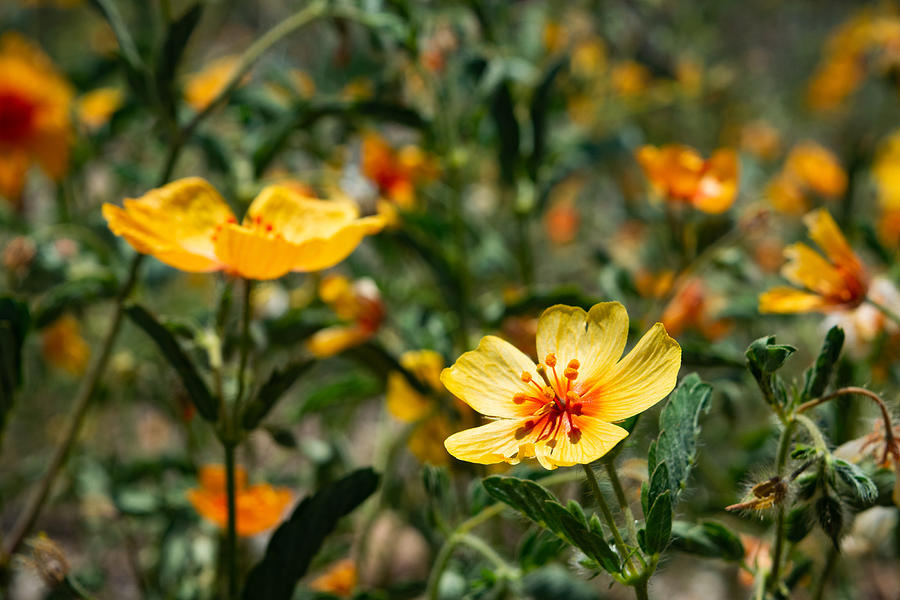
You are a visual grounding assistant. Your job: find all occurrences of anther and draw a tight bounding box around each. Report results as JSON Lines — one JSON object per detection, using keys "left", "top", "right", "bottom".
{"left": 567, "top": 359, "right": 580, "bottom": 370}
{"left": 520, "top": 371, "right": 532, "bottom": 383}
{"left": 513, "top": 393, "right": 529, "bottom": 404}
{"left": 544, "top": 353, "right": 557, "bottom": 368}
{"left": 564, "top": 367, "right": 578, "bottom": 380}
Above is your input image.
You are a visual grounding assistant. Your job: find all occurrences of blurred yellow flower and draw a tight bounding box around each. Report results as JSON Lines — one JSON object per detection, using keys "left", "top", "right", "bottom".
{"left": 873, "top": 130, "right": 900, "bottom": 247}
{"left": 387, "top": 350, "right": 477, "bottom": 466}
{"left": 306, "top": 275, "right": 384, "bottom": 358}
{"left": 184, "top": 55, "right": 242, "bottom": 112}
{"left": 784, "top": 142, "right": 847, "bottom": 197}
{"left": 187, "top": 465, "right": 291, "bottom": 537}
{"left": 442, "top": 302, "right": 681, "bottom": 470}
{"left": 41, "top": 315, "right": 89, "bottom": 375}
{"left": 361, "top": 132, "right": 437, "bottom": 209}
{"left": 636, "top": 144, "right": 739, "bottom": 213}
{"left": 571, "top": 39, "right": 607, "bottom": 79}
{"left": 0, "top": 33, "right": 72, "bottom": 204}
{"left": 103, "top": 178, "right": 384, "bottom": 280}
{"left": 611, "top": 60, "right": 651, "bottom": 98}
{"left": 310, "top": 558, "right": 357, "bottom": 597}
{"left": 739, "top": 120, "right": 781, "bottom": 161}
{"left": 77, "top": 87, "right": 124, "bottom": 130}
{"left": 759, "top": 209, "right": 869, "bottom": 314}
{"left": 765, "top": 172, "right": 808, "bottom": 216}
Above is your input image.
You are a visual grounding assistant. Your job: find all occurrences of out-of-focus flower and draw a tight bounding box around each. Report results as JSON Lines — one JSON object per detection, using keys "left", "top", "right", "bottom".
{"left": 806, "top": 55, "right": 865, "bottom": 112}
{"left": 759, "top": 209, "right": 868, "bottom": 313}
{"left": 784, "top": 142, "right": 847, "bottom": 197}
{"left": 103, "top": 178, "right": 384, "bottom": 280}
{"left": 824, "top": 276, "right": 900, "bottom": 356}
{"left": 442, "top": 302, "right": 680, "bottom": 469}
{"left": 184, "top": 55, "right": 242, "bottom": 112}
{"left": 386, "top": 350, "right": 477, "bottom": 466}
{"left": 661, "top": 279, "right": 732, "bottom": 340}
{"left": 634, "top": 269, "right": 675, "bottom": 300}
{"left": 676, "top": 57, "right": 703, "bottom": 96}
{"left": 543, "top": 21, "right": 568, "bottom": 54}
{"left": 571, "top": 39, "right": 607, "bottom": 79}
{"left": 187, "top": 464, "right": 291, "bottom": 536}
{"left": 0, "top": 33, "right": 73, "bottom": 204}
{"left": 835, "top": 420, "right": 900, "bottom": 507}
{"left": 740, "top": 120, "right": 781, "bottom": 161}
{"left": 306, "top": 275, "right": 384, "bottom": 358}
{"left": 737, "top": 535, "right": 771, "bottom": 588}
{"left": 765, "top": 172, "right": 808, "bottom": 215}
{"left": 419, "top": 23, "right": 458, "bottom": 73}
{"left": 77, "top": 87, "right": 124, "bottom": 131}
{"left": 636, "top": 144, "right": 739, "bottom": 213}
{"left": 543, "top": 177, "right": 583, "bottom": 246}
{"left": 2, "top": 235, "right": 36, "bottom": 277}
{"left": 361, "top": 132, "right": 437, "bottom": 209}
{"left": 42, "top": 315, "right": 90, "bottom": 375}
{"left": 872, "top": 130, "right": 900, "bottom": 247}
{"left": 341, "top": 78, "right": 373, "bottom": 102}
{"left": 611, "top": 61, "right": 651, "bottom": 98}
{"left": 310, "top": 558, "right": 357, "bottom": 597}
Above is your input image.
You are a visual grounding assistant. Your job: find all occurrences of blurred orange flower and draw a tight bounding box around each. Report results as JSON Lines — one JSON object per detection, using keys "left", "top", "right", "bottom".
{"left": 784, "top": 142, "right": 847, "bottom": 198}
{"left": 387, "top": 350, "right": 477, "bottom": 466}
{"left": 77, "top": 87, "right": 124, "bottom": 131}
{"left": 103, "top": 178, "right": 384, "bottom": 280}
{"left": 306, "top": 275, "right": 384, "bottom": 358}
{"left": 442, "top": 303, "right": 680, "bottom": 469}
{"left": 739, "top": 120, "right": 781, "bottom": 161}
{"left": 873, "top": 130, "right": 900, "bottom": 247}
{"left": 184, "top": 55, "right": 242, "bottom": 112}
{"left": 41, "top": 315, "right": 89, "bottom": 375}
{"left": 636, "top": 144, "right": 739, "bottom": 213}
{"left": 187, "top": 465, "right": 291, "bottom": 537}
{"left": 611, "top": 61, "right": 651, "bottom": 98}
{"left": 361, "top": 132, "right": 436, "bottom": 209}
{"left": 759, "top": 209, "right": 869, "bottom": 314}
{"left": 0, "top": 33, "right": 72, "bottom": 204}
{"left": 661, "top": 279, "right": 732, "bottom": 341}
{"left": 310, "top": 558, "right": 357, "bottom": 597}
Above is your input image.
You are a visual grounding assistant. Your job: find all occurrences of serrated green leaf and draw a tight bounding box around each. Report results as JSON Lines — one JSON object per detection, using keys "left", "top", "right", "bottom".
{"left": 802, "top": 326, "right": 844, "bottom": 401}
{"left": 242, "top": 468, "right": 379, "bottom": 600}
{"left": 644, "top": 491, "right": 672, "bottom": 554}
{"left": 647, "top": 461, "right": 669, "bottom": 511}
{"left": 670, "top": 520, "right": 744, "bottom": 561}
{"left": 543, "top": 500, "right": 619, "bottom": 573}
{"left": 242, "top": 360, "right": 314, "bottom": 429}
{"left": 125, "top": 304, "right": 217, "bottom": 422}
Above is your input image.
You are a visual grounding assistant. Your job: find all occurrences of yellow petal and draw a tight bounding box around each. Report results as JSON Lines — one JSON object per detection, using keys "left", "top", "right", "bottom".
{"left": 440, "top": 336, "right": 540, "bottom": 418}
{"left": 693, "top": 149, "right": 738, "bottom": 214}
{"left": 758, "top": 287, "right": 828, "bottom": 313}
{"left": 246, "top": 185, "right": 356, "bottom": 241}
{"left": 289, "top": 216, "right": 385, "bottom": 272}
{"left": 781, "top": 242, "right": 848, "bottom": 297}
{"left": 386, "top": 371, "right": 432, "bottom": 422}
{"left": 534, "top": 416, "right": 628, "bottom": 469}
{"left": 306, "top": 325, "right": 371, "bottom": 358}
{"left": 444, "top": 417, "right": 538, "bottom": 465}
{"left": 804, "top": 209, "right": 865, "bottom": 277}
{"left": 536, "top": 302, "right": 628, "bottom": 385}
{"left": 212, "top": 223, "right": 306, "bottom": 280}
{"left": 583, "top": 323, "right": 681, "bottom": 422}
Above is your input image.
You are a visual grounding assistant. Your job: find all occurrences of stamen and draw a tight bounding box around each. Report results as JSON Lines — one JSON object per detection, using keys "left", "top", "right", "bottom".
{"left": 544, "top": 353, "right": 557, "bottom": 368}
{"left": 535, "top": 364, "right": 555, "bottom": 389}
{"left": 567, "top": 359, "right": 580, "bottom": 370}
{"left": 513, "top": 393, "right": 529, "bottom": 404}
{"left": 520, "top": 371, "right": 532, "bottom": 383}
{"left": 564, "top": 367, "right": 578, "bottom": 380}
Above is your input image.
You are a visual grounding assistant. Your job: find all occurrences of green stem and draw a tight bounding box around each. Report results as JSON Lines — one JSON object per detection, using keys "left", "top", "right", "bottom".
{"left": 604, "top": 460, "right": 642, "bottom": 553}
{"left": 794, "top": 414, "right": 829, "bottom": 455}
{"left": 633, "top": 577, "right": 650, "bottom": 600}
{"left": 223, "top": 443, "right": 238, "bottom": 600}
{"left": 766, "top": 419, "right": 797, "bottom": 594}
{"left": 866, "top": 297, "right": 900, "bottom": 328}
{"left": 582, "top": 464, "right": 639, "bottom": 578}
{"left": 234, "top": 278, "right": 253, "bottom": 419}
{"left": 811, "top": 544, "right": 839, "bottom": 600}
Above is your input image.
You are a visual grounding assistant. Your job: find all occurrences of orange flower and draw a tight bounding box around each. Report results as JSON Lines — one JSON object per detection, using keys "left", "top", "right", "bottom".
{"left": 184, "top": 55, "right": 243, "bottom": 112}
{"left": 77, "top": 87, "right": 124, "bottom": 131}
{"left": 306, "top": 275, "right": 384, "bottom": 358}
{"left": 361, "top": 132, "right": 436, "bottom": 209}
{"left": 187, "top": 465, "right": 291, "bottom": 536}
{"left": 661, "top": 279, "right": 732, "bottom": 340}
{"left": 636, "top": 144, "right": 739, "bottom": 213}
{"left": 759, "top": 209, "right": 869, "bottom": 314}
{"left": 309, "top": 558, "right": 357, "bottom": 597}
{"left": 41, "top": 315, "right": 89, "bottom": 375}
{"left": 740, "top": 120, "right": 781, "bottom": 161}
{"left": 103, "top": 178, "right": 384, "bottom": 280}
{"left": 784, "top": 142, "right": 846, "bottom": 198}
{"left": 0, "top": 33, "right": 72, "bottom": 204}
{"left": 442, "top": 302, "right": 681, "bottom": 469}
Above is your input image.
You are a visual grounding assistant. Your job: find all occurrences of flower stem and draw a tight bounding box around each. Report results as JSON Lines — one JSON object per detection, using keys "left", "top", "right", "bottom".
{"left": 865, "top": 297, "right": 900, "bottom": 328}
{"left": 223, "top": 442, "right": 238, "bottom": 600}
{"left": 604, "top": 459, "right": 642, "bottom": 553}
{"left": 582, "top": 464, "right": 640, "bottom": 578}
{"left": 234, "top": 278, "right": 253, "bottom": 420}
{"left": 766, "top": 418, "right": 797, "bottom": 594}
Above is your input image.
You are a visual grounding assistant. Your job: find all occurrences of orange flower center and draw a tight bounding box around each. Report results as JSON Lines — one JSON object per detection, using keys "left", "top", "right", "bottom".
{"left": 0, "top": 90, "right": 37, "bottom": 144}
{"left": 514, "top": 354, "right": 586, "bottom": 449}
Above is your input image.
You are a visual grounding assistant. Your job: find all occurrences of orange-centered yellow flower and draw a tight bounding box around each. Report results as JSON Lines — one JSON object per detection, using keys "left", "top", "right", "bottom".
{"left": 442, "top": 302, "right": 681, "bottom": 470}
{"left": 0, "top": 33, "right": 73, "bottom": 203}
{"left": 103, "top": 178, "right": 384, "bottom": 280}
{"left": 759, "top": 209, "right": 869, "bottom": 314}
{"left": 187, "top": 465, "right": 291, "bottom": 537}
{"left": 636, "top": 144, "right": 739, "bottom": 213}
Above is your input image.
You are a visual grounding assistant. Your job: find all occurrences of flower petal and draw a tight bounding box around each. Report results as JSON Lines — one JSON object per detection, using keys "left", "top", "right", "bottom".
{"left": 534, "top": 416, "right": 628, "bottom": 469}
{"left": 213, "top": 223, "right": 306, "bottom": 280}
{"left": 440, "top": 336, "right": 541, "bottom": 418}
{"left": 804, "top": 209, "right": 865, "bottom": 278}
{"left": 246, "top": 185, "right": 358, "bottom": 241}
{"left": 583, "top": 323, "right": 681, "bottom": 422}
{"left": 781, "top": 242, "right": 848, "bottom": 297}
{"left": 444, "top": 417, "right": 538, "bottom": 465}
{"left": 289, "top": 216, "right": 384, "bottom": 272}
{"left": 536, "top": 302, "right": 628, "bottom": 385}
{"left": 758, "top": 287, "right": 828, "bottom": 313}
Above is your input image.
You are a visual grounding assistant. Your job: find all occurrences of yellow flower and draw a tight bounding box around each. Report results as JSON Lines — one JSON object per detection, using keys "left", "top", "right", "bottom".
{"left": 41, "top": 315, "right": 89, "bottom": 375}
{"left": 306, "top": 275, "right": 384, "bottom": 358}
{"left": 636, "top": 144, "right": 739, "bottom": 213}
{"left": 740, "top": 120, "right": 781, "bottom": 161}
{"left": 765, "top": 172, "right": 809, "bottom": 216}
{"left": 784, "top": 142, "right": 846, "bottom": 198}
{"left": 759, "top": 209, "right": 869, "bottom": 314}
{"left": 309, "top": 558, "right": 357, "bottom": 597}
{"left": 77, "top": 87, "right": 124, "bottom": 130}
{"left": 387, "top": 350, "right": 478, "bottom": 465}
{"left": 103, "top": 178, "right": 384, "bottom": 280}
{"left": 184, "top": 55, "right": 242, "bottom": 112}
{"left": 187, "top": 465, "right": 291, "bottom": 537}
{"left": 0, "top": 33, "right": 73, "bottom": 204}
{"left": 442, "top": 302, "right": 681, "bottom": 470}
{"left": 611, "top": 61, "right": 651, "bottom": 98}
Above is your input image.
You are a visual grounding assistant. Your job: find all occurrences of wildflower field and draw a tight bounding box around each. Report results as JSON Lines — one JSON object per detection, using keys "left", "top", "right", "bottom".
{"left": 3, "top": 1, "right": 900, "bottom": 599}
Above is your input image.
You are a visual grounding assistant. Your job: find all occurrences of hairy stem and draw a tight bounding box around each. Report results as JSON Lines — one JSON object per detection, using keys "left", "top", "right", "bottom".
{"left": 582, "top": 464, "right": 640, "bottom": 578}
{"left": 766, "top": 419, "right": 797, "bottom": 594}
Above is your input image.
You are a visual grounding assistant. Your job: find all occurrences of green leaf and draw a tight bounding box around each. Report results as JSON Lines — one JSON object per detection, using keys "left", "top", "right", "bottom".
{"left": 831, "top": 458, "right": 878, "bottom": 508}
{"left": 242, "top": 360, "right": 314, "bottom": 430}
{"left": 650, "top": 373, "right": 712, "bottom": 506}
{"left": 670, "top": 520, "right": 744, "bottom": 561}
{"left": 814, "top": 494, "right": 843, "bottom": 548}
{"left": 745, "top": 336, "right": 795, "bottom": 407}
{"left": 802, "top": 326, "right": 844, "bottom": 401}
{"left": 785, "top": 505, "right": 814, "bottom": 543}
{"left": 156, "top": 3, "right": 203, "bottom": 118}
{"left": 482, "top": 476, "right": 620, "bottom": 574}
{"left": 0, "top": 297, "right": 30, "bottom": 437}
{"left": 242, "top": 468, "right": 380, "bottom": 600}
{"left": 125, "top": 304, "right": 217, "bottom": 422}
{"left": 33, "top": 274, "right": 118, "bottom": 328}
{"left": 644, "top": 491, "right": 672, "bottom": 554}
{"left": 528, "top": 57, "right": 565, "bottom": 180}
{"left": 647, "top": 461, "right": 670, "bottom": 513}
{"left": 88, "top": 0, "right": 147, "bottom": 98}
{"left": 490, "top": 80, "right": 520, "bottom": 185}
